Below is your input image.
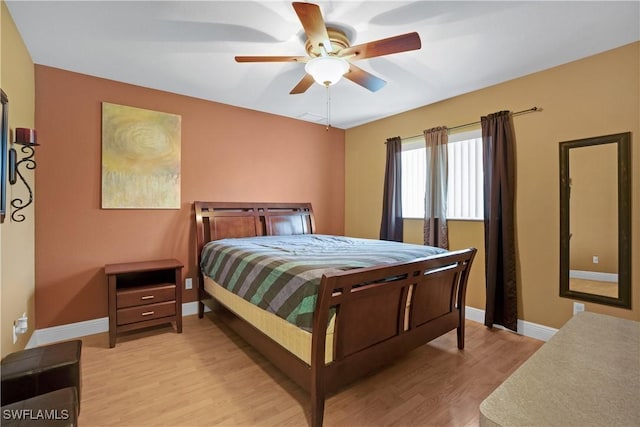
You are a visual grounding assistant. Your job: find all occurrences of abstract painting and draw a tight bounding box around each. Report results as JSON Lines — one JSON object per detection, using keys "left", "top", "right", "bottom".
{"left": 102, "top": 103, "right": 181, "bottom": 209}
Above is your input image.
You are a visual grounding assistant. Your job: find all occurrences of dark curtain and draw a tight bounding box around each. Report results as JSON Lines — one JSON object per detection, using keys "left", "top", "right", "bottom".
{"left": 380, "top": 136, "right": 403, "bottom": 241}
{"left": 423, "top": 127, "right": 449, "bottom": 249}
{"left": 481, "top": 111, "right": 518, "bottom": 332}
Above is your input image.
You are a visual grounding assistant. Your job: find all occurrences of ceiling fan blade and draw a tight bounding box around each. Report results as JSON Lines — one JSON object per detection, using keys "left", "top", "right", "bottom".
{"left": 340, "top": 32, "right": 421, "bottom": 60}
{"left": 293, "top": 2, "right": 332, "bottom": 53}
{"left": 235, "top": 56, "right": 308, "bottom": 63}
{"left": 290, "top": 74, "right": 315, "bottom": 94}
{"left": 344, "top": 64, "right": 387, "bottom": 92}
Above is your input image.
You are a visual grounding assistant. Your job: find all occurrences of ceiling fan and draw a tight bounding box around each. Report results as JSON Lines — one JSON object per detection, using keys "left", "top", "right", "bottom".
{"left": 235, "top": 2, "right": 422, "bottom": 94}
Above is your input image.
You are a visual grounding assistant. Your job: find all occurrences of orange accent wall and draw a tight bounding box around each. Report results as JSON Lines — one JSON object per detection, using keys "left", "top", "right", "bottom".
{"left": 34, "top": 66, "right": 345, "bottom": 328}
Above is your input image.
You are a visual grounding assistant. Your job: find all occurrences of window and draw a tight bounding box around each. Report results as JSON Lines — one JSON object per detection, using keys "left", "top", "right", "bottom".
{"left": 401, "top": 129, "right": 484, "bottom": 220}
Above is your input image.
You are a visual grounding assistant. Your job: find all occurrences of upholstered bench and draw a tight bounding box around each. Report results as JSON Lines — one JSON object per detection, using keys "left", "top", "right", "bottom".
{"left": 1, "top": 340, "right": 82, "bottom": 410}
{"left": 0, "top": 387, "right": 78, "bottom": 426}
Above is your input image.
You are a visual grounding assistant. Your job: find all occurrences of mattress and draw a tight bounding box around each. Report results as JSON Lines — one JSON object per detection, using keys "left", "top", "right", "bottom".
{"left": 204, "top": 276, "right": 335, "bottom": 364}
{"left": 201, "top": 234, "right": 447, "bottom": 331}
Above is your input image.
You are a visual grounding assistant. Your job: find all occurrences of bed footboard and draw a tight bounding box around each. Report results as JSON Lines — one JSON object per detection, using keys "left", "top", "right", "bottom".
{"left": 309, "top": 248, "right": 476, "bottom": 427}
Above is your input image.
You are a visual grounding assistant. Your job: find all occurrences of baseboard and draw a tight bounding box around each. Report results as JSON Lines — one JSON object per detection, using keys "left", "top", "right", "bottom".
{"left": 570, "top": 269, "right": 618, "bottom": 283}
{"left": 183, "top": 301, "right": 211, "bottom": 317}
{"left": 26, "top": 302, "right": 211, "bottom": 348}
{"left": 465, "top": 306, "right": 558, "bottom": 342}
{"left": 464, "top": 306, "right": 486, "bottom": 324}
{"left": 27, "top": 303, "right": 556, "bottom": 348}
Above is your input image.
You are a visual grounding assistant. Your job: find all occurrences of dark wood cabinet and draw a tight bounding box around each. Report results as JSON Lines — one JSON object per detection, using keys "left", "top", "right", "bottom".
{"left": 105, "top": 259, "right": 183, "bottom": 348}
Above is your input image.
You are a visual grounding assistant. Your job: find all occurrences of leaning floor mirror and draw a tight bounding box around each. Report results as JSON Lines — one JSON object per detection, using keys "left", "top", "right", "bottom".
{"left": 559, "top": 132, "right": 631, "bottom": 308}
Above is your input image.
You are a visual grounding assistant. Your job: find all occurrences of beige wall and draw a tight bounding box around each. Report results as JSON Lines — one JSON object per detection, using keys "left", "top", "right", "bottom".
{"left": 345, "top": 42, "right": 639, "bottom": 329}
{"left": 1, "top": 1, "right": 36, "bottom": 357}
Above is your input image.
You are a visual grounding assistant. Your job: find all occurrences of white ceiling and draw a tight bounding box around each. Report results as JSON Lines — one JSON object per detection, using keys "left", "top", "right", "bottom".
{"left": 7, "top": 1, "right": 640, "bottom": 129}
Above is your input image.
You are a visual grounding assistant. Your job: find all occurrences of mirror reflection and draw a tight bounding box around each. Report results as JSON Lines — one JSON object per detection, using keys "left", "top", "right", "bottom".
{"left": 568, "top": 143, "right": 618, "bottom": 298}
{"left": 559, "top": 132, "right": 631, "bottom": 308}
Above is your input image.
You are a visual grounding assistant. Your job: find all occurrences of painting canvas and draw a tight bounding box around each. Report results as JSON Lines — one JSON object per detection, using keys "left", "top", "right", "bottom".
{"left": 102, "top": 103, "right": 181, "bottom": 209}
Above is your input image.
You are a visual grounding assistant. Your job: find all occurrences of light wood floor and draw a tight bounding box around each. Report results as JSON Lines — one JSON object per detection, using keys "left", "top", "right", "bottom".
{"left": 78, "top": 314, "right": 542, "bottom": 427}
{"left": 570, "top": 278, "right": 618, "bottom": 298}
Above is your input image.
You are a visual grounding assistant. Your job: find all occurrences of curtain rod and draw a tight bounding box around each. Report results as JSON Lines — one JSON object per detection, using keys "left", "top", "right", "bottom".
{"left": 399, "top": 106, "right": 541, "bottom": 141}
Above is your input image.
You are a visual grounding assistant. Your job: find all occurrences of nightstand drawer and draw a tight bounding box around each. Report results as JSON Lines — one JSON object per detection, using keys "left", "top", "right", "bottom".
{"left": 117, "top": 284, "right": 176, "bottom": 309}
{"left": 117, "top": 301, "right": 176, "bottom": 325}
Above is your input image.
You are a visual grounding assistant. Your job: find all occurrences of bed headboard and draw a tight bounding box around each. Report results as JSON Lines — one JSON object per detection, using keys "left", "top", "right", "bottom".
{"left": 194, "top": 201, "right": 316, "bottom": 255}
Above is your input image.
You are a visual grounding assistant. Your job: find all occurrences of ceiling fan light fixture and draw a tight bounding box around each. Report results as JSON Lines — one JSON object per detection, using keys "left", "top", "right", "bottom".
{"left": 305, "top": 56, "right": 349, "bottom": 87}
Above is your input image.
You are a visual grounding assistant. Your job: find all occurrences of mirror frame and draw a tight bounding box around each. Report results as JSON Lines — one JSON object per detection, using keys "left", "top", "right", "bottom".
{"left": 1, "top": 89, "right": 7, "bottom": 223}
{"left": 559, "top": 132, "right": 631, "bottom": 308}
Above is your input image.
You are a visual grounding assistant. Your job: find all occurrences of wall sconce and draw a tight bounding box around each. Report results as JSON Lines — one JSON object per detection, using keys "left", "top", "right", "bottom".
{"left": 9, "top": 128, "right": 38, "bottom": 222}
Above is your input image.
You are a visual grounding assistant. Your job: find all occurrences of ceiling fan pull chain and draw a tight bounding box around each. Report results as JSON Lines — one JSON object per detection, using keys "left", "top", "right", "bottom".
{"left": 326, "top": 84, "right": 331, "bottom": 130}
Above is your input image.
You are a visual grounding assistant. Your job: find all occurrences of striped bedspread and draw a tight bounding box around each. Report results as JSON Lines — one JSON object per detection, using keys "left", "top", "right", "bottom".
{"left": 200, "top": 234, "right": 447, "bottom": 331}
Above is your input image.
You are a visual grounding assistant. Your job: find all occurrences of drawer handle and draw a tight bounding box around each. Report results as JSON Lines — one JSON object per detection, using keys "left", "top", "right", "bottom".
{"left": 141, "top": 295, "right": 155, "bottom": 300}
{"left": 141, "top": 311, "right": 155, "bottom": 316}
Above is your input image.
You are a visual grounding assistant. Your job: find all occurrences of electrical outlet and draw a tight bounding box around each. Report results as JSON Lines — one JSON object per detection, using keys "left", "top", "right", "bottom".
{"left": 185, "top": 278, "right": 193, "bottom": 290}
{"left": 573, "top": 302, "right": 585, "bottom": 315}
{"left": 12, "top": 313, "right": 28, "bottom": 344}
{"left": 592, "top": 256, "right": 599, "bottom": 264}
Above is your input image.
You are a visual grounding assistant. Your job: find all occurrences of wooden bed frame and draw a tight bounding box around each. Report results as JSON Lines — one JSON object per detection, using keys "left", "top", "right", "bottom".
{"left": 194, "top": 201, "right": 476, "bottom": 427}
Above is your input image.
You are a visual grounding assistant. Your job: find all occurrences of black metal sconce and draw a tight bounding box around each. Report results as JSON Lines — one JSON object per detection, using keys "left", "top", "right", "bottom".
{"left": 9, "top": 128, "right": 38, "bottom": 222}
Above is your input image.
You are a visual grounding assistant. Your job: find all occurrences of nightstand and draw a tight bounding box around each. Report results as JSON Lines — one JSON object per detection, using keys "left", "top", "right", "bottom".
{"left": 105, "top": 259, "right": 183, "bottom": 348}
